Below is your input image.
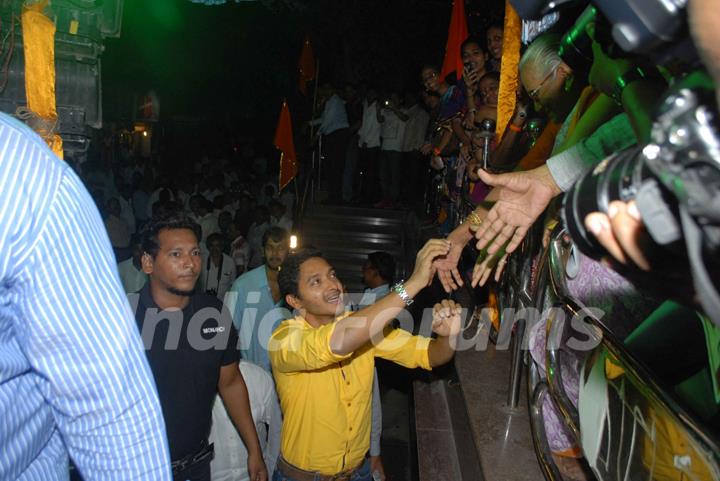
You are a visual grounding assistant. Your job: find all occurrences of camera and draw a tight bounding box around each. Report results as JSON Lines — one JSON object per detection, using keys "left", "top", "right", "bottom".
{"left": 512, "top": 0, "right": 720, "bottom": 322}
{"left": 384, "top": 100, "right": 390, "bottom": 106}
{"left": 563, "top": 84, "right": 720, "bottom": 323}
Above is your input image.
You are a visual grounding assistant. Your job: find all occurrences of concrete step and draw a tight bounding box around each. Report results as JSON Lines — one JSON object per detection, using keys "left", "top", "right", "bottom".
{"left": 454, "top": 343, "right": 544, "bottom": 481}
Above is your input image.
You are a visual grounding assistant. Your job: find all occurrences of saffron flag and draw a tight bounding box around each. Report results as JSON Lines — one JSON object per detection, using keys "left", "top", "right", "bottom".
{"left": 298, "top": 36, "right": 316, "bottom": 95}
{"left": 440, "top": 0, "right": 469, "bottom": 81}
{"left": 275, "top": 101, "right": 297, "bottom": 191}
{"left": 496, "top": 0, "right": 522, "bottom": 140}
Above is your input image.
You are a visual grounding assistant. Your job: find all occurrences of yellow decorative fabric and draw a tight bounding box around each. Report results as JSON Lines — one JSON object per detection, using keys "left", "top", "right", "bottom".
{"left": 269, "top": 314, "right": 431, "bottom": 475}
{"left": 22, "top": 1, "right": 62, "bottom": 158}
{"left": 496, "top": 1, "right": 521, "bottom": 141}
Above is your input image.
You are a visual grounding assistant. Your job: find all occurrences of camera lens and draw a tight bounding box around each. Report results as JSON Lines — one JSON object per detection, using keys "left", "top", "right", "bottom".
{"left": 562, "top": 146, "right": 649, "bottom": 259}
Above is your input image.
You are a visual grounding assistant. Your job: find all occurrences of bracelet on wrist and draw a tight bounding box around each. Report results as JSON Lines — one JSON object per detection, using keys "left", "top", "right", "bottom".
{"left": 391, "top": 281, "right": 414, "bottom": 306}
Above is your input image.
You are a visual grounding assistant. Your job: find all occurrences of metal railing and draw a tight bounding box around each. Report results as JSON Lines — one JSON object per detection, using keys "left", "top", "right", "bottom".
{"left": 524, "top": 225, "right": 720, "bottom": 481}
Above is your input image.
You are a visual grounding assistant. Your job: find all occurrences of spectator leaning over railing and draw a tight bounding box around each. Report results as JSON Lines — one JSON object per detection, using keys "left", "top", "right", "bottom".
{"left": 431, "top": 32, "right": 632, "bottom": 290}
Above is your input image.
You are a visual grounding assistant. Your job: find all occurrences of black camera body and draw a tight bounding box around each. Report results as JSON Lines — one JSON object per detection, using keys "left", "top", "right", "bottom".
{"left": 513, "top": 0, "right": 720, "bottom": 322}
{"left": 563, "top": 84, "right": 720, "bottom": 258}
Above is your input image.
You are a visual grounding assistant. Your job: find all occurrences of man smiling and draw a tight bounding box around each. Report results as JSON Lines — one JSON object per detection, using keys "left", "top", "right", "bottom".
{"left": 269, "top": 240, "right": 462, "bottom": 481}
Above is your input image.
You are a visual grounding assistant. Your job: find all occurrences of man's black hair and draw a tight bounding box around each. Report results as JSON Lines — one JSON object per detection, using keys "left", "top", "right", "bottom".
{"left": 141, "top": 210, "right": 201, "bottom": 259}
{"left": 278, "top": 248, "right": 324, "bottom": 299}
{"left": 206, "top": 232, "right": 224, "bottom": 248}
{"left": 263, "top": 226, "right": 289, "bottom": 249}
{"left": 367, "top": 251, "right": 396, "bottom": 285}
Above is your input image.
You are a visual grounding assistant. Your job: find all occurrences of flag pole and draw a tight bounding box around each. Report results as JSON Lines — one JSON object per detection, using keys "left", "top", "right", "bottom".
{"left": 309, "top": 58, "right": 321, "bottom": 141}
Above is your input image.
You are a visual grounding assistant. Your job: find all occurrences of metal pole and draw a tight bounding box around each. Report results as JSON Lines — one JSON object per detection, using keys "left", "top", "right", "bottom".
{"left": 507, "top": 316, "right": 525, "bottom": 408}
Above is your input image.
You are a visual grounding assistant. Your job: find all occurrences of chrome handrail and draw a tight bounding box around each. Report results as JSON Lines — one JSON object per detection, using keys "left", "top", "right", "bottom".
{"left": 545, "top": 301, "right": 582, "bottom": 442}
{"left": 528, "top": 361, "right": 564, "bottom": 481}
{"left": 543, "top": 227, "right": 720, "bottom": 470}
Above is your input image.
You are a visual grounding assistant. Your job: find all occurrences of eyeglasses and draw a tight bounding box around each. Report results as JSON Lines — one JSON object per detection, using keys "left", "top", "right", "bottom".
{"left": 527, "top": 68, "right": 557, "bottom": 101}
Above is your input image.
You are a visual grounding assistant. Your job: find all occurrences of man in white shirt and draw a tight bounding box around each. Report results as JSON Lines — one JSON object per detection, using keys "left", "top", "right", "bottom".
{"left": 117, "top": 235, "right": 149, "bottom": 293}
{"left": 376, "top": 92, "right": 408, "bottom": 207}
{"left": 105, "top": 197, "right": 131, "bottom": 261}
{"left": 310, "top": 85, "right": 350, "bottom": 204}
{"left": 209, "top": 360, "right": 281, "bottom": 481}
{"left": 269, "top": 200, "right": 292, "bottom": 232}
{"left": 190, "top": 195, "right": 220, "bottom": 247}
{"left": 199, "top": 233, "right": 237, "bottom": 301}
{"left": 402, "top": 92, "right": 431, "bottom": 210}
{"left": 357, "top": 89, "right": 382, "bottom": 204}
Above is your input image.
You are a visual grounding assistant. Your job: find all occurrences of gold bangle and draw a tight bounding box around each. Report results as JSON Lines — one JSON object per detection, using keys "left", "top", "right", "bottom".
{"left": 465, "top": 211, "right": 483, "bottom": 227}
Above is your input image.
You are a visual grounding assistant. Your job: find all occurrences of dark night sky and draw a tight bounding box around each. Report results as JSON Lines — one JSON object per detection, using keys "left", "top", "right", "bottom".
{"left": 102, "top": 0, "right": 504, "bottom": 131}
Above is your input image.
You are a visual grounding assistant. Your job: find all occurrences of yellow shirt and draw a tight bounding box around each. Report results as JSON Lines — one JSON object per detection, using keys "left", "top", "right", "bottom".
{"left": 269, "top": 314, "right": 432, "bottom": 475}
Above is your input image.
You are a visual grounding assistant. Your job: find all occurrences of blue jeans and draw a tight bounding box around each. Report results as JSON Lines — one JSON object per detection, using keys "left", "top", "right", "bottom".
{"left": 272, "top": 458, "right": 372, "bottom": 481}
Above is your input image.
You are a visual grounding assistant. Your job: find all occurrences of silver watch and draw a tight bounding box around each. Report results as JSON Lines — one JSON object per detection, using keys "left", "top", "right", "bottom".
{"left": 391, "top": 281, "right": 414, "bottom": 306}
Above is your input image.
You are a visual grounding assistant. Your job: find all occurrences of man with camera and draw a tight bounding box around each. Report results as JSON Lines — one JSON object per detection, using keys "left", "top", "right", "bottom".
{"left": 199, "top": 232, "right": 237, "bottom": 301}
{"left": 375, "top": 92, "right": 409, "bottom": 208}
{"left": 135, "top": 212, "right": 267, "bottom": 481}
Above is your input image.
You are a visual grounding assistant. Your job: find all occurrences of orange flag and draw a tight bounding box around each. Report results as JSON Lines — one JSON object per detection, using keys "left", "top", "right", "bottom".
{"left": 275, "top": 101, "right": 298, "bottom": 191}
{"left": 496, "top": 1, "right": 522, "bottom": 140}
{"left": 298, "top": 36, "right": 316, "bottom": 95}
{"left": 440, "top": 0, "right": 469, "bottom": 81}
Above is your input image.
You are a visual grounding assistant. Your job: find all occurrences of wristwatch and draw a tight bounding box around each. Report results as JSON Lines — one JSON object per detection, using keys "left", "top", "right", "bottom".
{"left": 612, "top": 67, "right": 649, "bottom": 105}
{"left": 391, "top": 281, "right": 414, "bottom": 306}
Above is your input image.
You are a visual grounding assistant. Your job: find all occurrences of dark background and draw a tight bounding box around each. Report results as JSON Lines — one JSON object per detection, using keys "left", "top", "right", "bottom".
{"left": 103, "top": 0, "right": 504, "bottom": 133}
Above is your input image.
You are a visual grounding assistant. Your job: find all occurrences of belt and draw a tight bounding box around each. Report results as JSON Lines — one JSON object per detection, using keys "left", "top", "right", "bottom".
{"left": 171, "top": 441, "right": 214, "bottom": 476}
{"left": 276, "top": 456, "right": 363, "bottom": 481}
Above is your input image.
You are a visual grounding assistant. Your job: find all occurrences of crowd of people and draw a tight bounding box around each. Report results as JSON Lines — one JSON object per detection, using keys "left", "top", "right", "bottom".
{"left": 1, "top": 0, "right": 719, "bottom": 481}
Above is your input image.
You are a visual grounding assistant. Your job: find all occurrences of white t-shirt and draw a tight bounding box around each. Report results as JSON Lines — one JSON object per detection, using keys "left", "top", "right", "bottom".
{"left": 209, "top": 361, "right": 281, "bottom": 481}
{"left": 380, "top": 109, "right": 407, "bottom": 152}
{"left": 402, "top": 104, "right": 430, "bottom": 152}
{"left": 357, "top": 100, "right": 381, "bottom": 149}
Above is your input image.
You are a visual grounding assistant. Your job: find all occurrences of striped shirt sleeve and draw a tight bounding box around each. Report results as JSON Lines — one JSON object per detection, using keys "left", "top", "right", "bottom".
{"left": 0, "top": 115, "right": 172, "bottom": 480}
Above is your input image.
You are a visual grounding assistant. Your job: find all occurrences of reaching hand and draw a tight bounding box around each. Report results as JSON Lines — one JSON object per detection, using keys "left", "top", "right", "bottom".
{"left": 432, "top": 239, "right": 464, "bottom": 293}
{"left": 409, "top": 239, "right": 453, "bottom": 289}
{"left": 588, "top": 40, "right": 633, "bottom": 98}
{"left": 474, "top": 166, "right": 561, "bottom": 255}
{"left": 248, "top": 451, "right": 268, "bottom": 481}
{"left": 585, "top": 200, "right": 696, "bottom": 305}
{"left": 370, "top": 455, "right": 386, "bottom": 481}
{"left": 432, "top": 299, "right": 463, "bottom": 337}
{"left": 471, "top": 249, "right": 509, "bottom": 287}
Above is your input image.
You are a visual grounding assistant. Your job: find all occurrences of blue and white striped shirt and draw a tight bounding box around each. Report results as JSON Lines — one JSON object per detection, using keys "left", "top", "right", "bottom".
{"left": 0, "top": 113, "right": 172, "bottom": 480}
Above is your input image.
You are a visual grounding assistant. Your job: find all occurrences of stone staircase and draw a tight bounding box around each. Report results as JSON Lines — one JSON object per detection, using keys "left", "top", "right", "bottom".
{"left": 299, "top": 204, "right": 414, "bottom": 296}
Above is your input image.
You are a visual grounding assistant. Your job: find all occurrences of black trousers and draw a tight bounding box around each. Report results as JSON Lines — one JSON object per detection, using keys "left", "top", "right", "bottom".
{"left": 359, "top": 146, "right": 380, "bottom": 203}
{"left": 323, "top": 128, "right": 350, "bottom": 202}
{"left": 173, "top": 459, "right": 211, "bottom": 481}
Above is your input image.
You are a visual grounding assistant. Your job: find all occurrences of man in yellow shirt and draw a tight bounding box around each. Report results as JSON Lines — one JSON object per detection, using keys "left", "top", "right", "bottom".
{"left": 269, "top": 239, "right": 461, "bottom": 481}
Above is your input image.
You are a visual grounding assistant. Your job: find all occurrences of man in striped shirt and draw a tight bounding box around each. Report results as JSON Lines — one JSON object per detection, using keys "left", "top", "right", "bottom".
{"left": 0, "top": 113, "right": 172, "bottom": 480}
